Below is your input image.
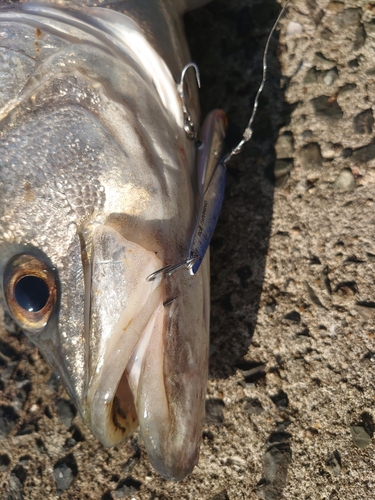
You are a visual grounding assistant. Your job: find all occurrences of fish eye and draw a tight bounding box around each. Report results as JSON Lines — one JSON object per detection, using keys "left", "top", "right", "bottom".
{"left": 3, "top": 254, "right": 57, "bottom": 333}
{"left": 14, "top": 276, "right": 50, "bottom": 312}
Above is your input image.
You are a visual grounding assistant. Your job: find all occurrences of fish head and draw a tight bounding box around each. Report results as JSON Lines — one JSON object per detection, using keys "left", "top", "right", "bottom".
{"left": 1, "top": 206, "right": 209, "bottom": 482}
{"left": 0, "top": 5, "right": 210, "bottom": 480}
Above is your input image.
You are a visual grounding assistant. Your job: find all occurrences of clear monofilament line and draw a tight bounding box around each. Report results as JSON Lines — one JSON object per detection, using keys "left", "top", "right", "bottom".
{"left": 223, "top": 0, "right": 291, "bottom": 165}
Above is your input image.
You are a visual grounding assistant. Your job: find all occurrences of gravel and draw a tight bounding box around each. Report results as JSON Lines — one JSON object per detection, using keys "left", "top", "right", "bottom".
{"left": 2, "top": 0, "right": 375, "bottom": 498}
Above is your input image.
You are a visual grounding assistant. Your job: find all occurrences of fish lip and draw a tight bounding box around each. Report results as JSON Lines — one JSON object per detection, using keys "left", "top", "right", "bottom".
{"left": 146, "top": 433, "right": 201, "bottom": 482}
{"left": 86, "top": 287, "right": 164, "bottom": 448}
{"left": 133, "top": 267, "right": 210, "bottom": 481}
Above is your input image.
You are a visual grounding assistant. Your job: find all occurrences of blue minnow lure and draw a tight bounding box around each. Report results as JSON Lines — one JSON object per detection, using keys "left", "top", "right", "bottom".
{"left": 188, "top": 109, "right": 227, "bottom": 275}
{"left": 151, "top": 0, "right": 291, "bottom": 280}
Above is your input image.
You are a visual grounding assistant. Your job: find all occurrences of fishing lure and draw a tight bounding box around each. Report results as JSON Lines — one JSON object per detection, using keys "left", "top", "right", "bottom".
{"left": 149, "top": 0, "right": 291, "bottom": 281}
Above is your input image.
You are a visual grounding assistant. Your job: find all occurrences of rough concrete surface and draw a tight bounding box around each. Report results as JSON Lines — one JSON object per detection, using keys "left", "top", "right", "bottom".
{"left": 1, "top": 0, "right": 375, "bottom": 498}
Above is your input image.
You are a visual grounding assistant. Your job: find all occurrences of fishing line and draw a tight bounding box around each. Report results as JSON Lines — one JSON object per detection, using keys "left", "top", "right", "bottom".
{"left": 223, "top": 0, "right": 291, "bottom": 164}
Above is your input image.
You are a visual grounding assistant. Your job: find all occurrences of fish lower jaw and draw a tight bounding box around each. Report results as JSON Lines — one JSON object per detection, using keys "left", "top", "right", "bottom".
{"left": 88, "top": 297, "right": 163, "bottom": 448}
{"left": 88, "top": 367, "right": 139, "bottom": 448}
{"left": 102, "top": 310, "right": 159, "bottom": 446}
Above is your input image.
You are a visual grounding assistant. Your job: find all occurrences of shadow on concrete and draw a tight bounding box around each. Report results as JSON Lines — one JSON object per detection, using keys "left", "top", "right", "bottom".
{"left": 185, "top": 0, "right": 294, "bottom": 379}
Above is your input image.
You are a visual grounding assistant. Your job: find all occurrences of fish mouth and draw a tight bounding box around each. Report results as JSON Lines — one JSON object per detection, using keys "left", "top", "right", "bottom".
{"left": 89, "top": 288, "right": 203, "bottom": 481}
{"left": 83, "top": 225, "right": 208, "bottom": 480}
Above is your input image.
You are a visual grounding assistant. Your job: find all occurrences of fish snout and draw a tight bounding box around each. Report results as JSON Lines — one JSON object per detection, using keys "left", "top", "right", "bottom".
{"left": 82, "top": 225, "right": 209, "bottom": 480}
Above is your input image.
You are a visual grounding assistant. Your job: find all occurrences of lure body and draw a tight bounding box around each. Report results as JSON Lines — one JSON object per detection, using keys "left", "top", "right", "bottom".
{"left": 0, "top": 0, "right": 224, "bottom": 480}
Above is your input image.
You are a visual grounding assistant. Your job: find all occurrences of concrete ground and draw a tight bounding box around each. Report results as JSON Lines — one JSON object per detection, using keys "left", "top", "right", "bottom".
{"left": 1, "top": 0, "right": 375, "bottom": 498}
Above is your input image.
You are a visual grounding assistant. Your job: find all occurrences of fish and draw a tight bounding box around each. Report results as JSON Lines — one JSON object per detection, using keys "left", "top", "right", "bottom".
{"left": 0, "top": 0, "right": 228, "bottom": 481}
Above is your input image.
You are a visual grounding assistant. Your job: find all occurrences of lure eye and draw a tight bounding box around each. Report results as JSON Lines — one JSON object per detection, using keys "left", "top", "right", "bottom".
{"left": 3, "top": 254, "right": 57, "bottom": 333}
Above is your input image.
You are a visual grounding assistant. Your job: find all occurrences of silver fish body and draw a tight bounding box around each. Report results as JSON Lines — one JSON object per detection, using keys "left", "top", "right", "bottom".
{"left": 0, "top": 0, "right": 216, "bottom": 480}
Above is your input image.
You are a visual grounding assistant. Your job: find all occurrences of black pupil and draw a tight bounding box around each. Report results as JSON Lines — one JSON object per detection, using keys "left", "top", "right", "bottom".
{"left": 14, "top": 276, "right": 50, "bottom": 313}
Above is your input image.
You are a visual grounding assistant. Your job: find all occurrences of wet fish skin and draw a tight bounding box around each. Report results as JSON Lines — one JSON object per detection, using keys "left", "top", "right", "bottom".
{"left": 0, "top": 0, "right": 213, "bottom": 480}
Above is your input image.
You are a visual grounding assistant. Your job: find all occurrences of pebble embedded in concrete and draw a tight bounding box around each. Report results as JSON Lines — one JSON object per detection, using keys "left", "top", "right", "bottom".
{"left": 297, "top": 143, "right": 323, "bottom": 169}
{"left": 334, "top": 168, "right": 355, "bottom": 191}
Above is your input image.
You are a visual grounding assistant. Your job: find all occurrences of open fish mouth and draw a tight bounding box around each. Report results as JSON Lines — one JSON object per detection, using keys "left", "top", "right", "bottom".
{"left": 80, "top": 224, "right": 209, "bottom": 480}
{"left": 84, "top": 224, "right": 165, "bottom": 447}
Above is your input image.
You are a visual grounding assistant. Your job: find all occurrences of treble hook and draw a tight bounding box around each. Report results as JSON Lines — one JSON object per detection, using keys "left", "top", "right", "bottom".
{"left": 145, "top": 255, "right": 198, "bottom": 282}
{"left": 177, "top": 62, "right": 201, "bottom": 141}
{"left": 180, "top": 62, "right": 201, "bottom": 89}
